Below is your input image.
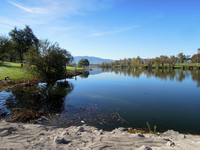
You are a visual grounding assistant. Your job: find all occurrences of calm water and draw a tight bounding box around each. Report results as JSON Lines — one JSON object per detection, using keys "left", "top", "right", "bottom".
{"left": 0, "top": 68, "right": 200, "bottom": 133}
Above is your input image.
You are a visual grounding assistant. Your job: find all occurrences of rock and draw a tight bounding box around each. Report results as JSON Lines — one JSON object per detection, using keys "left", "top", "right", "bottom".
{"left": 181, "top": 135, "right": 186, "bottom": 139}
{"left": 99, "top": 131, "right": 104, "bottom": 135}
{"left": 18, "top": 125, "right": 25, "bottom": 129}
{"left": 0, "top": 130, "right": 12, "bottom": 137}
{"left": 39, "top": 133, "right": 45, "bottom": 136}
{"left": 54, "top": 136, "right": 70, "bottom": 144}
{"left": 61, "top": 131, "right": 70, "bottom": 136}
{"left": 166, "top": 141, "right": 175, "bottom": 147}
{"left": 77, "top": 127, "right": 85, "bottom": 132}
{"left": 137, "top": 133, "right": 145, "bottom": 137}
{"left": 138, "top": 145, "right": 152, "bottom": 150}
{"left": 117, "top": 127, "right": 128, "bottom": 132}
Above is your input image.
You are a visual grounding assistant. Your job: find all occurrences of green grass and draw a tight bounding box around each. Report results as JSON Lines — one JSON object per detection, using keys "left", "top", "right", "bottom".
{"left": 66, "top": 66, "right": 85, "bottom": 75}
{"left": 175, "top": 63, "right": 200, "bottom": 67}
{"left": 0, "top": 62, "right": 32, "bottom": 80}
{"left": 0, "top": 62, "right": 85, "bottom": 80}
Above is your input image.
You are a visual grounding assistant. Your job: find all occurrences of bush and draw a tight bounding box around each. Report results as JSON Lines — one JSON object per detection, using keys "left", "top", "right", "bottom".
{"left": 25, "top": 40, "right": 73, "bottom": 83}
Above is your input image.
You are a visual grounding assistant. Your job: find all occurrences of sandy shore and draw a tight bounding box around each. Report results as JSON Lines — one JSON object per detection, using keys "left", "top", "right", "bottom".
{"left": 0, "top": 120, "right": 200, "bottom": 150}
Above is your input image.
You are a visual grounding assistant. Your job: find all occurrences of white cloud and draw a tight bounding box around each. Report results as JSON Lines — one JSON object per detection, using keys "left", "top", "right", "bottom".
{"left": 7, "top": 0, "right": 114, "bottom": 16}
{"left": 7, "top": 0, "right": 49, "bottom": 15}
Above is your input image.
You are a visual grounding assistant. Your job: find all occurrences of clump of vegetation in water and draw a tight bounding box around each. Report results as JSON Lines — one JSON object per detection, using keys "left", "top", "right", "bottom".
{"left": 128, "top": 122, "right": 157, "bottom": 134}
{"left": 146, "top": 121, "right": 157, "bottom": 134}
{"left": 11, "top": 108, "right": 43, "bottom": 123}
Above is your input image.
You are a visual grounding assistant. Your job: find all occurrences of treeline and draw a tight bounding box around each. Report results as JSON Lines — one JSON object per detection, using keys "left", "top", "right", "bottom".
{"left": 101, "top": 52, "right": 200, "bottom": 69}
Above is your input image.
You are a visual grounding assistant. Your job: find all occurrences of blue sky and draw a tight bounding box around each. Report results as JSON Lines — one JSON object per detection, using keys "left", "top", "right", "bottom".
{"left": 0, "top": 0, "right": 200, "bottom": 60}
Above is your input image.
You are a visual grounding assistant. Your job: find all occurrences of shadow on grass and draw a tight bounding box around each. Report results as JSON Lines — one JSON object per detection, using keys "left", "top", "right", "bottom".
{"left": 0, "top": 63, "right": 22, "bottom": 69}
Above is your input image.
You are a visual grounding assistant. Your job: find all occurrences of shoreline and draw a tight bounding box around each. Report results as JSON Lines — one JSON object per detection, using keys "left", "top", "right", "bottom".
{"left": 0, "top": 70, "right": 84, "bottom": 92}
{"left": 1, "top": 120, "right": 200, "bottom": 149}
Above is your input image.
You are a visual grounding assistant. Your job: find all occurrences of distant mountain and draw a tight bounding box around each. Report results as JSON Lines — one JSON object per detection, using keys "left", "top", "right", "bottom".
{"left": 74, "top": 56, "right": 114, "bottom": 64}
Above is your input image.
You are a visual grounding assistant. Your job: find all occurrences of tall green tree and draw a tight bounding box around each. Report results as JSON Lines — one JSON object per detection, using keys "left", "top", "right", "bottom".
{"left": 131, "top": 57, "right": 142, "bottom": 68}
{"left": 169, "top": 55, "right": 176, "bottom": 68}
{"left": 9, "top": 25, "right": 39, "bottom": 66}
{"left": 154, "top": 57, "right": 160, "bottom": 69}
{"left": 177, "top": 53, "right": 186, "bottom": 63}
{"left": 146, "top": 59, "right": 154, "bottom": 69}
{"left": 191, "top": 53, "right": 200, "bottom": 63}
{"left": 160, "top": 55, "right": 169, "bottom": 68}
{"left": 0, "top": 35, "right": 13, "bottom": 62}
{"left": 78, "top": 59, "right": 90, "bottom": 67}
{"left": 25, "top": 40, "right": 73, "bottom": 83}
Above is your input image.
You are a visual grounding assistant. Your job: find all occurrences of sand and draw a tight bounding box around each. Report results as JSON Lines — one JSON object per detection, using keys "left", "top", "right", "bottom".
{"left": 0, "top": 120, "right": 200, "bottom": 150}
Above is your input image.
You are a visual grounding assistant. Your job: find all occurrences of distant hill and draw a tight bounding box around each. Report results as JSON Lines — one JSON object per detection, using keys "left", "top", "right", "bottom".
{"left": 74, "top": 56, "right": 114, "bottom": 64}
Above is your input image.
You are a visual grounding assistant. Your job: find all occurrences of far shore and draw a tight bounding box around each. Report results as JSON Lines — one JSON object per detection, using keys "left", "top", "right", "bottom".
{"left": 0, "top": 120, "right": 200, "bottom": 149}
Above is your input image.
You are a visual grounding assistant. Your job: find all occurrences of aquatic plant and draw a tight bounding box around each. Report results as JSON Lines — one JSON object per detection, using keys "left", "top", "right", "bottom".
{"left": 154, "top": 125, "right": 157, "bottom": 134}
{"left": 146, "top": 121, "right": 151, "bottom": 132}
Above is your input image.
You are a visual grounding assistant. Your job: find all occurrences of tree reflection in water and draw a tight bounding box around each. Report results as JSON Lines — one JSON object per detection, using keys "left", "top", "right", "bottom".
{"left": 79, "top": 71, "right": 89, "bottom": 78}
{"left": 6, "top": 81, "right": 74, "bottom": 115}
{"left": 102, "top": 68, "right": 200, "bottom": 87}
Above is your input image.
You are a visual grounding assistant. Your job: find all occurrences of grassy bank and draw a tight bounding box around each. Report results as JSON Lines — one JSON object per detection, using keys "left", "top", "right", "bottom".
{"left": 0, "top": 62, "right": 32, "bottom": 80}
{"left": 0, "top": 62, "right": 85, "bottom": 80}
{"left": 66, "top": 66, "right": 85, "bottom": 76}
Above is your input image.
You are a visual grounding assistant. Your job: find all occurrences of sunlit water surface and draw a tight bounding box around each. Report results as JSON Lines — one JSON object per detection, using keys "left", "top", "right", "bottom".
{"left": 0, "top": 68, "right": 200, "bottom": 133}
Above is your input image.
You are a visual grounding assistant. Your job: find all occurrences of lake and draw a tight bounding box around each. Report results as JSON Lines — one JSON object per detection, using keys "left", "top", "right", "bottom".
{"left": 0, "top": 68, "right": 200, "bottom": 134}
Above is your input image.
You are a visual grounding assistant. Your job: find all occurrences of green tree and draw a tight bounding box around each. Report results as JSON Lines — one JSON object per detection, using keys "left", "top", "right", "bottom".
{"left": 160, "top": 55, "right": 169, "bottom": 68}
{"left": 154, "top": 57, "right": 160, "bottom": 69}
{"left": 146, "top": 59, "right": 154, "bottom": 69}
{"left": 9, "top": 25, "right": 39, "bottom": 66}
{"left": 25, "top": 40, "right": 73, "bottom": 83}
{"left": 78, "top": 59, "right": 89, "bottom": 67}
{"left": 191, "top": 53, "right": 200, "bottom": 63}
{"left": 177, "top": 53, "right": 186, "bottom": 63}
{"left": 131, "top": 57, "right": 142, "bottom": 68}
{"left": 0, "top": 35, "right": 13, "bottom": 62}
{"left": 169, "top": 55, "right": 176, "bottom": 68}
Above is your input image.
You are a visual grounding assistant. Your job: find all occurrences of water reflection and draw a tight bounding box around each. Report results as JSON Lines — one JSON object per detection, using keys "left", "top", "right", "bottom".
{"left": 79, "top": 71, "right": 89, "bottom": 78}
{"left": 6, "top": 81, "right": 73, "bottom": 114}
{"left": 102, "top": 68, "right": 200, "bottom": 87}
{"left": 0, "top": 68, "right": 200, "bottom": 133}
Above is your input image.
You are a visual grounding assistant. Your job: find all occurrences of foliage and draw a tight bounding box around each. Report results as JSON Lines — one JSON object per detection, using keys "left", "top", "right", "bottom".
{"left": 11, "top": 108, "right": 43, "bottom": 122}
{"left": 146, "top": 121, "right": 157, "bottom": 134}
{"left": 131, "top": 56, "right": 142, "bottom": 68}
{"left": 153, "top": 125, "right": 157, "bottom": 134}
{"left": 145, "top": 59, "right": 154, "bottom": 68}
{"left": 159, "top": 55, "right": 169, "bottom": 67}
{"left": 25, "top": 40, "right": 73, "bottom": 83}
{"left": 78, "top": 58, "right": 90, "bottom": 67}
{"left": 154, "top": 57, "right": 160, "bottom": 68}
{"left": 169, "top": 55, "right": 176, "bottom": 68}
{"left": 146, "top": 121, "right": 151, "bottom": 132}
{"left": 191, "top": 53, "right": 200, "bottom": 63}
{"left": 0, "top": 36, "right": 13, "bottom": 62}
{"left": 9, "top": 25, "right": 39, "bottom": 63}
{"left": 177, "top": 53, "right": 186, "bottom": 63}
